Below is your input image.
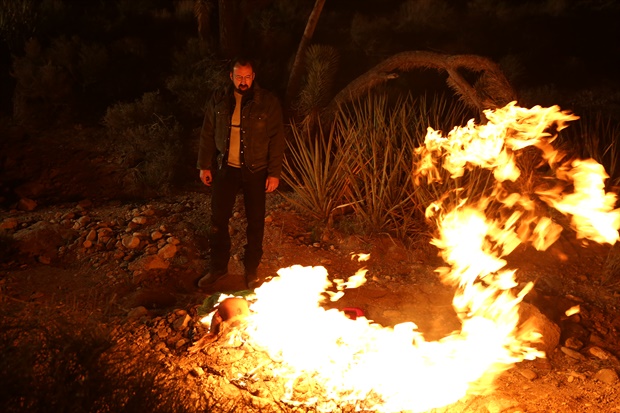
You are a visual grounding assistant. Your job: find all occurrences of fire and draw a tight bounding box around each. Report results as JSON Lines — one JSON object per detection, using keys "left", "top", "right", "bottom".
{"left": 199, "top": 102, "right": 620, "bottom": 412}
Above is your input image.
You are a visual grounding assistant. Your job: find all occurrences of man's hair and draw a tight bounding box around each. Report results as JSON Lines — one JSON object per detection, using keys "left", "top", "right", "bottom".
{"left": 230, "top": 56, "right": 255, "bottom": 72}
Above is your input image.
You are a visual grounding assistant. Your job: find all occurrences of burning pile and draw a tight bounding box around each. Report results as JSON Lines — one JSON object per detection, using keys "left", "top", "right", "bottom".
{"left": 194, "top": 102, "right": 620, "bottom": 412}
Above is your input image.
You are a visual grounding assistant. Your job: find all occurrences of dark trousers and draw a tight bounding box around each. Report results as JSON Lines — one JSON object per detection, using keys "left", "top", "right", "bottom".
{"left": 209, "top": 164, "right": 267, "bottom": 276}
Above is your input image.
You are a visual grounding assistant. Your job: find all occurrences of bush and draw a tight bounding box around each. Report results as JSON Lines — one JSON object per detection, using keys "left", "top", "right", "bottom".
{"left": 103, "top": 91, "right": 184, "bottom": 197}
{"left": 165, "top": 38, "right": 227, "bottom": 118}
{"left": 11, "top": 37, "right": 77, "bottom": 126}
{"left": 282, "top": 93, "right": 474, "bottom": 240}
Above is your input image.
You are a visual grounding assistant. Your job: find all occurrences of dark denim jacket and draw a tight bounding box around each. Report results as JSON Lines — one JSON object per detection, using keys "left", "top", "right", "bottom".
{"left": 197, "top": 84, "right": 285, "bottom": 178}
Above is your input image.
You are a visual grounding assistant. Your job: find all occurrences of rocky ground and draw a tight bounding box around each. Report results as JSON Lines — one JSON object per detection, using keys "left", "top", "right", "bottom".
{"left": 2, "top": 127, "right": 620, "bottom": 412}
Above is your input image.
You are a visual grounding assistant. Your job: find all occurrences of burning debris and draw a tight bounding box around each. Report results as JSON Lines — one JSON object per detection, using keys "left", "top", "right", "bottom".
{"left": 186, "top": 102, "right": 620, "bottom": 413}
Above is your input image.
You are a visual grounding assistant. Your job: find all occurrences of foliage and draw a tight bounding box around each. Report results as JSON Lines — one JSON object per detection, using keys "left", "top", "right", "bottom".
{"left": 165, "top": 37, "right": 228, "bottom": 118}
{"left": 103, "top": 91, "right": 169, "bottom": 133}
{"left": 11, "top": 37, "right": 75, "bottom": 125}
{"left": 349, "top": 13, "right": 392, "bottom": 57}
{"left": 395, "top": 0, "right": 456, "bottom": 31}
{"left": 295, "top": 44, "right": 339, "bottom": 118}
{"left": 283, "top": 93, "right": 475, "bottom": 240}
{"left": 281, "top": 117, "right": 351, "bottom": 225}
{"left": 555, "top": 111, "right": 620, "bottom": 188}
{"left": 337, "top": 94, "right": 420, "bottom": 238}
{"left": 102, "top": 91, "right": 183, "bottom": 197}
{"left": 0, "top": 0, "right": 37, "bottom": 51}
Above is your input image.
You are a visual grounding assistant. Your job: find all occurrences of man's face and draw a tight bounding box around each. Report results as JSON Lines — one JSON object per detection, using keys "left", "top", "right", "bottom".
{"left": 230, "top": 64, "right": 255, "bottom": 93}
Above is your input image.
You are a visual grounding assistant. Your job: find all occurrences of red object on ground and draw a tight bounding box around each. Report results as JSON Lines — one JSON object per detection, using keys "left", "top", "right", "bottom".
{"left": 342, "top": 307, "right": 365, "bottom": 320}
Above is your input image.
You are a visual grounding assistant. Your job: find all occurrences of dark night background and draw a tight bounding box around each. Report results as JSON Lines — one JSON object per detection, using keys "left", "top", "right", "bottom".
{"left": 1, "top": 0, "right": 620, "bottom": 202}
{"left": 2, "top": 0, "right": 619, "bottom": 118}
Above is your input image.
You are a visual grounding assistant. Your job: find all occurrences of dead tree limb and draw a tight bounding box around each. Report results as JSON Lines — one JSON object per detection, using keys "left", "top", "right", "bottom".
{"left": 324, "top": 51, "right": 516, "bottom": 120}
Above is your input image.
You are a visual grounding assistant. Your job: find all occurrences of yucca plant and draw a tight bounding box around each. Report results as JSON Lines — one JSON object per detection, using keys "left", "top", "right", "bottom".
{"left": 556, "top": 111, "right": 620, "bottom": 189}
{"left": 337, "top": 94, "right": 421, "bottom": 238}
{"left": 281, "top": 116, "right": 351, "bottom": 226}
{"left": 408, "top": 95, "right": 485, "bottom": 214}
{"left": 294, "top": 44, "right": 339, "bottom": 118}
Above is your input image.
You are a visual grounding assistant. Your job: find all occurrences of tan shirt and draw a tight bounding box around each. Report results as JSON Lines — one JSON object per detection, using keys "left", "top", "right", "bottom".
{"left": 227, "top": 91, "right": 243, "bottom": 168}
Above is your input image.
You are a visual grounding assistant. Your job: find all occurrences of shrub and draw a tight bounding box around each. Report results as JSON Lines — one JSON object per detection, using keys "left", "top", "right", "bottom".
{"left": 281, "top": 117, "right": 351, "bottom": 226}
{"left": 283, "top": 93, "right": 474, "bottom": 240}
{"left": 102, "top": 91, "right": 184, "bottom": 197}
{"left": 165, "top": 38, "right": 227, "bottom": 118}
{"left": 0, "top": 0, "right": 37, "bottom": 51}
{"left": 11, "top": 37, "right": 77, "bottom": 125}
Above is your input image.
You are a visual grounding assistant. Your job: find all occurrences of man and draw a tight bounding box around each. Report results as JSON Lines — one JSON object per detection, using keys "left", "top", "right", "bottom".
{"left": 196, "top": 57, "right": 285, "bottom": 289}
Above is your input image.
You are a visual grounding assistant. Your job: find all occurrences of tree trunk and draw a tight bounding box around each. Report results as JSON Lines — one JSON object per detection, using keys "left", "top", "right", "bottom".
{"left": 285, "top": 0, "right": 327, "bottom": 108}
{"left": 218, "top": 0, "right": 243, "bottom": 58}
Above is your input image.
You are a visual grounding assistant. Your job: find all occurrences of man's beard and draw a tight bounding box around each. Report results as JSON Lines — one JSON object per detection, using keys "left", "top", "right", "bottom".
{"left": 235, "top": 84, "right": 251, "bottom": 95}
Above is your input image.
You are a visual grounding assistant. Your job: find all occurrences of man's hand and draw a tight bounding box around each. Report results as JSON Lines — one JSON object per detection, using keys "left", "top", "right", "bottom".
{"left": 265, "top": 176, "right": 279, "bottom": 193}
{"left": 199, "top": 169, "right": 212, "bottom": 186}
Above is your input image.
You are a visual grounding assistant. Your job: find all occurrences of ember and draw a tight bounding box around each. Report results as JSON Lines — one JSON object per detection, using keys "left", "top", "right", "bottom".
{"left": 195, "top": 102, "right": 620, "bottom": 412}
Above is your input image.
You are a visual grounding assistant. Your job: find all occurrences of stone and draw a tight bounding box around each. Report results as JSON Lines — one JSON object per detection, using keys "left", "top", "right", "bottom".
{"left": 122, "top": 234, "right": 141, "bottom": 249}
{"left": 132, "top": 216, "right": 147, "bottom": 225}
{"left": 13, "top": 221, "right": 77, "bottom": 259}
{"left": 127, "top": 306, "right": 149, "bottom": 319}
{"left": 17, "top": 198, "right": 37, "bottom": 211}
{"left": 561, "top": 346, "right": 586, "bottom": 360}
{"left": 594, "top": 368, "right": 619, "bottom": 384}
{"left": 158, "top": 243, "right": 178, "bottom": 259}
{"left": 565, "top": 337, "right": 583, "bottom": 350}
{"left": 589, "top": 346, "right": 610, "bottom": 360}
{"left": 518, "top": 368, "right": 538, "bottom": 380}
{"left": 172, "top": 314, "right": 191, "bottom": 331}
{"left": 128, "top": 255, "right": 169, "bottom": 271}
{"left": 86, "top": 229, "right": 97, "bottom": 242}
{"left": 518, "top": 302, "right": 561, "bottom": 356}
{"left": 0, "top": 217, "right": 18, "bottom": 230}
{"left": 191, "top": 367, "right": 205, "bottom": 377}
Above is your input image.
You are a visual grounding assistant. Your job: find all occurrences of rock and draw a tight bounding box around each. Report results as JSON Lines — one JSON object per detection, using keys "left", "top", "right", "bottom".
{"left": 565, "top": 337, "right": 584, "bottom": 350}
{"left": 128, "top": 255, "right": 169, "bottom": 271}
{"left": 518, "top": 368, "right": 538, "bottom": 380}
{"left": 0, "top": 217, "right": 18, "bottom": 230}
{"left": 191, "top": 366, "right": 205, "bottom": 377}
{"left": 77, "top": 199, "right": 93, "bottom": 210}
{"left": 76, "top": 215, "right": 90, "bottom": 227}
{"left": 127, "top": 306, "right": 149, "bottom": 319}
{"left": 518, "top": 302, "right": 561, "bottom": 356}
{"left": 97, "top": 227, "right": 114, "bottom": 243}
{"left": 132, "top": 216, "right": 148, "bottom": 225}
{"left": 38, "top": 255, "right": 51, "bottom": 264}
{"left": 122, "top": 234, "right": 141, "bottom": 249}
{"left": 17, "top": 198, "right": 37, "bottom": 211}
{"left": 172, "top": 314, "right": 191, "bottom": 331}
{"left": 561, "top": 346, "right": 586, "bottom": 360}
{"left": 13, "top": 221, "right": 77, "bottom": 259}
{"left": 594, "top": 368, "right": 618, "bottom": 384}
{"left": 158, "top": 243, "right": 178, "bottom": 259}
{"left": 86, "top": 229, "right": 97, "bottom": 242}
{"left": 589, "top": 346, "right": 610, "bottom": 360}
{"left": 167, "top": 236, "right": 180, "bottom": 245}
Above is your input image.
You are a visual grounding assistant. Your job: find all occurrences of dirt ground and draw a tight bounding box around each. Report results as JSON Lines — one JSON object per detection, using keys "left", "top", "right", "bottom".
{"left": 2, "top": 127, "right": 620, "bottom": 412}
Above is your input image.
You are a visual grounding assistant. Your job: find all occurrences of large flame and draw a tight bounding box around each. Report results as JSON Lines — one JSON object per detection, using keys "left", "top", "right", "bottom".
{"left": 202, "top": 102, "right": 620, "bottom": 412}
